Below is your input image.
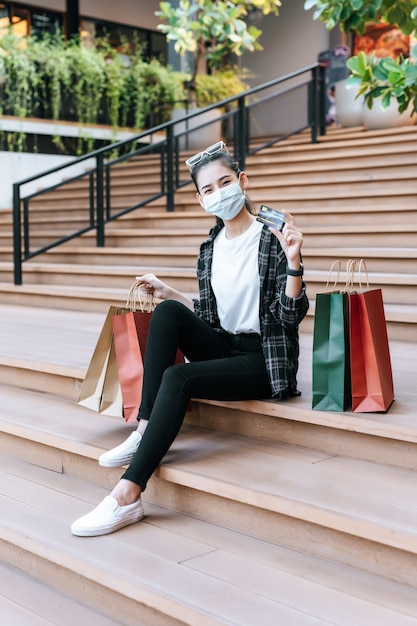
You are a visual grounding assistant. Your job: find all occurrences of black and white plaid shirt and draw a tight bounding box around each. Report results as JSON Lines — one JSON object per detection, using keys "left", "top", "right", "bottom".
{"left": 193, "top": 222, "right": 309, "bottom": 397}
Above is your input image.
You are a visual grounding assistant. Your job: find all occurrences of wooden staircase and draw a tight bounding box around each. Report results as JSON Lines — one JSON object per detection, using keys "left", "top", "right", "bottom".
{"left": 0, "top": 124, "right": 416, "bottom": 340}
{"left": 1, "top": 125, "right": 417, "bottom": 624}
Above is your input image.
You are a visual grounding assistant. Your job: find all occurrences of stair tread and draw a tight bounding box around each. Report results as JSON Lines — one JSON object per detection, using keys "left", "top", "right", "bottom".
{"left": 0, "top": 561, "right": 120, "bottom": 626}
{"left": 1, "top": 382, "right": 417, "bottom": 553}
{"left": 1, "top": 121, "right": 417, "bottom": 622}
{"left": 2, "top": 451, "right": 417, "bottom": 624}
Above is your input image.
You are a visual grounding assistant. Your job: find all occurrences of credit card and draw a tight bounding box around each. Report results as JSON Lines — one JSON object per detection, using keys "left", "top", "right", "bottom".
{"left": 256, "top": 205, "right": 285, "bottom": 232}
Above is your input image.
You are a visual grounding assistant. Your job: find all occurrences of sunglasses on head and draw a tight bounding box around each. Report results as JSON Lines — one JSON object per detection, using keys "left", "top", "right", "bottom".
{"left": 185, "top": 140, "right": 228, "bottom": 170}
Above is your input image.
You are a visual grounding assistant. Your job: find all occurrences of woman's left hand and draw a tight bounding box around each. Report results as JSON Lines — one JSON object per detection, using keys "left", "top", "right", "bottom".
{"left": 269, "top": 210, "right": 303, "bottom": 265}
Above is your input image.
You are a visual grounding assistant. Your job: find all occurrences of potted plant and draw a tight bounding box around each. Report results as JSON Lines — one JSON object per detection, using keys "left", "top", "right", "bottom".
{"left": 155, "top": 0, "right": 281, "bottom": 147}
{"left": 346, "top": 46, "right": 417, "bottom": 129}
{"left": 304, "top": 0, "right": 417, "bottom": 128}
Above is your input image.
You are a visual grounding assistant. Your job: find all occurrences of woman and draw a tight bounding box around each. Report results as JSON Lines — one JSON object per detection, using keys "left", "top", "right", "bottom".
{"left": 71, "top": 141, "right": 308, "bottom": 536}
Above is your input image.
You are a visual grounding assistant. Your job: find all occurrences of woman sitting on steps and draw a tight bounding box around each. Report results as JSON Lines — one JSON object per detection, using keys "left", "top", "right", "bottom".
{"left": 71, "top": 141, "right": 309, "bottom": 537}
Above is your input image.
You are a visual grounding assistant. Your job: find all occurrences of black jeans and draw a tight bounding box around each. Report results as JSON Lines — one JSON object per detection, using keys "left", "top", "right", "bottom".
{"left": 121, "top": 299, "right": 272, "bottom": 490}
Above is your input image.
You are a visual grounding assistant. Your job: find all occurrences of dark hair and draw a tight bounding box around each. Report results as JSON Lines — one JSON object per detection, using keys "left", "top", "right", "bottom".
{"left": 190, "top": 151, "right": 256, "bottom": 216}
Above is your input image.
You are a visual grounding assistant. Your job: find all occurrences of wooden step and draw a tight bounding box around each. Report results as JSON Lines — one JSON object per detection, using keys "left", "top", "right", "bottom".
{"left": 302, "top": 247, "right": 417, "bottom": 273}
{"left": 0, "top": 560, "right": 121, "bottom": 626}
{"left": 2, "top": 383, "right": 417, "bottom": 592}
{"left": 0, "top": 282, "right": 415, "bottom": 341}
{"left": 37, "top": 246, "right": 200, "bottom": 267}
{"left": 7, "top": 202, "right": 416, "bottom": 234}
{"left": 2, "top": 260, "right": 416, "bottom": 307}
{"left": 306, "top": 270, "right": 417, "bottom": 306}
{"left": 31, "top": 245, "right": 414, "bottom": 274}
{"left": 0, "top": 262, "right": 198, "bottom": 291}
{"left": 1, "top": 302, "right": 417, "bottom": 600}
{"left": 3, "top": 453, "right": 417, "bottom": 625}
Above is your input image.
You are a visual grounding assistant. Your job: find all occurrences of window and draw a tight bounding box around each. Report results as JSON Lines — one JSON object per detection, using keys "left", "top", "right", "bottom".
{"left": 0, "top": 2, "right": 62, "bottom": 38}
{"left": 80, "top": 17, "right": 167, "bottom": 63}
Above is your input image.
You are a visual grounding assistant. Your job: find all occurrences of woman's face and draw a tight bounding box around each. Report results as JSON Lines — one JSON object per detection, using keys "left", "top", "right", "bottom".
{"left": 195, "top": 161, "right": 246, "bottom": 207}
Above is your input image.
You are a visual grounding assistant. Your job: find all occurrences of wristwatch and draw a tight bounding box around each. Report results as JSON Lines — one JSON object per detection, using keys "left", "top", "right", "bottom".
{"left": 286, "top": 263, "right": 304, "bottom": 277}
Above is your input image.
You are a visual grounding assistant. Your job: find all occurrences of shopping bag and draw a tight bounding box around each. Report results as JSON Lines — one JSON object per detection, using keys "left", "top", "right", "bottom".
{"left": 312, "top": 261, "right": 352, "bottom": 411}
{"left": 77, "top": 305, "right": 125, "bottom": 416}
{"left": 110, "top": 281, "right": 154, "bottom": 422}
{"left": 112, "top": 310, "right": 150, "bottom": 423}
{"left": 349, "top": 260, "right": 394, "bottom": 412}
{"left": 112, "top": 281, "right": 187, "bottom": 423}
{"left": 99, "top": 333, "right": 124, "bottom": 417}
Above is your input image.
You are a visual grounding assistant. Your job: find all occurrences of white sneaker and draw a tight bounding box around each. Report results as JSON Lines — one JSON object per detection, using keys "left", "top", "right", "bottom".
{"left": 99, "top": 431, "right": 142, "bottom": 467}
{"left": 71, "top": 495, "right": 144, "bottom": 536}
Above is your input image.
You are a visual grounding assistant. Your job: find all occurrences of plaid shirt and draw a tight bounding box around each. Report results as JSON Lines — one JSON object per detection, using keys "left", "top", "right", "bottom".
{"left": 193, "top": 222, "right": 309, "bottom": 397}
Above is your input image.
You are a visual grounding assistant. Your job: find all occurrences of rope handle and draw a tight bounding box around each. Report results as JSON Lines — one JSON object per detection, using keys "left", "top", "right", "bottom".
{"left": 357, "top": 258, "right": 370, "bottom": 292}
{"left": 344, "top": 259, "right": 357, "bottom": 293}
{"left": 126, "top": 280, "right": 156, "bottom": 312}
{"left": 325, "top": 260, "right": 341, "bottom": 292}
{"left": 325, "top": 259, "right": 360, "bottom": 293}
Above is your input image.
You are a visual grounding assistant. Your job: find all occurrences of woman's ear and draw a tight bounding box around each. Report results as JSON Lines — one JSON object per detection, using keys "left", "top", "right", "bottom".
{"left": 240, "top": 171, "right": 249, "bottom": 190}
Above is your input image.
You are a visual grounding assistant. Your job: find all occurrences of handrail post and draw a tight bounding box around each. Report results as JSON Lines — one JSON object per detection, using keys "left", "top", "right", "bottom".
{"left": 166, "top": 124, "right": 175, "bottom": 212}
{"left": 310, "top": 65, "right": 318, "bottom": 143}
{"left": 96, "top": 153, "right": 105, "bottom": 247}
{"left": 12, "top": 183, "right": 22, "bottom": 285}
{"left": 318, "top": 63, "right": 327, "bottom": 136}
{"left": 235, "top": 95, "right": 246, "bottom": 170}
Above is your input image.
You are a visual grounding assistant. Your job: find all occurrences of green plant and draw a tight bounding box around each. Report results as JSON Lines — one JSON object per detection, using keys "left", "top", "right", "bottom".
{"left": 0, "top": 32, "right": 183, "bottom": 153}
{"left": 346, "top": 45, "right": 417, "bottom": 114}
{"left": 170, "top": 68, "right": 250, "bottom": 108}
{"left": 304, "top": 0, "right": 417, "bottom": 119}
{"left": 0, "top": 32, "right": 40, "bottom": 150}
{"left": 304, "top": 0, "right": 417, "bottom": 35}
{"left": 156, "top": 0, "right": 281, "bottom": 85}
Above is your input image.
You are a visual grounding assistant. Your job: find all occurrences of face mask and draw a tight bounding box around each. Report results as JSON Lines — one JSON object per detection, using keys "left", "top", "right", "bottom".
{"left": 203, "top": 182, "right": 245, "bottom": 221}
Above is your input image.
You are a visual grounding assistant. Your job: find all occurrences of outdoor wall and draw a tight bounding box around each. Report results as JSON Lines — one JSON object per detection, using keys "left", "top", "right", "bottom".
{"left": 20, "top": 0, "right": 161, "bottom": 30}
{"left": 239, "top": 1, "right": 332, "bottom": 137}
{"left": 81, "top": 0, "right": 160, "bottom": 30}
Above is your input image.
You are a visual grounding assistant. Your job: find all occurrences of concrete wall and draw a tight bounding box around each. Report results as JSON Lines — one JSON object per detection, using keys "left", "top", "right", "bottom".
{"left": 0, "top": 152, "right": 96, "bottom": 209}
{"left": 19, "top": 0, "right": 160, "bottom": 29}
{"left": 238, "top": 1, "right": 331, "bottom": 136}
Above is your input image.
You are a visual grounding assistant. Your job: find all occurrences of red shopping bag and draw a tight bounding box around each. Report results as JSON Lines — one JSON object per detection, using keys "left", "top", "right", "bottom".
{"left": 112, "top": 310, "right": 150, "bottom": 422}
{"left": 112, "top": 281, "right": 185, "bottom": 422}
{"left": 348, "top": 261, "right": 394, "bottom": 413}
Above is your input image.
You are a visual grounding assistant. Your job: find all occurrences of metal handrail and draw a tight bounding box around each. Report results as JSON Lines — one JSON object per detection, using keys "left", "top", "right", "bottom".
{"left": 12, "top": 62, "right": 326, "bottom": 284}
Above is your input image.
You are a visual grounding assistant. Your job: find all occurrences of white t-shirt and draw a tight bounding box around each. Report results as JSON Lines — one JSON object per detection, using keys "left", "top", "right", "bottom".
{"left": 211, "top": 219, "right": 263, "bottom": 334}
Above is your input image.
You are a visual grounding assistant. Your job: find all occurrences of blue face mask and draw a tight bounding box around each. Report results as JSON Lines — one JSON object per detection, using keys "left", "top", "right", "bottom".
{"left": 203, "top": 181, "right": 245, "bottom": 221}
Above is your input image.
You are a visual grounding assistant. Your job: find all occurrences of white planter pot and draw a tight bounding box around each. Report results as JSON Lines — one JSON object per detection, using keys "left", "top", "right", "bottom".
{"left": 171, "top": 107, "right": 222, "bottom": 151}
{"left": 362, "top": 99, "right": 417, "bottom": 130}
{"left": 335, "top": 79, "right": 364, "bottom": 127}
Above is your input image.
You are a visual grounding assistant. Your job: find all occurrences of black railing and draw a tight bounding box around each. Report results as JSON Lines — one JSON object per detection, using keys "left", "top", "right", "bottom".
{"left": 12, "top": 62, "right": 326, "bottom": 285}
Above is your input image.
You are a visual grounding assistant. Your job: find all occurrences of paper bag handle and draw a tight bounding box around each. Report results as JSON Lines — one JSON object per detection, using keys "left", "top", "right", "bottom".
{"left": 126, "top": 280, "right": 156, "bottom": 312}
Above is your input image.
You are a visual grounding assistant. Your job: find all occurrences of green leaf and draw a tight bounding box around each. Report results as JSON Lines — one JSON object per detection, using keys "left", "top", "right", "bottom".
{"left": 405, "top": 64, "right": 417, "bottom": 85}
{"left": 303, "top": 0, "right": 317, "bottom": 10}
{"left": 357, "top": 51, "right": 368, "bottom": 75}
{"left": 346, "top": 56, "right": 359, "bottom": 74}
{"left": 379, "top": 58, "right": 403, "bottom": 74}
{"left": 346, "top": 76, "right": 362, "bottom": 89}
{"left": 380, "top": 91, "right": 392, "bottom": 110}
{"left": 373, "top": 66, "right": 388, "bottom": 81}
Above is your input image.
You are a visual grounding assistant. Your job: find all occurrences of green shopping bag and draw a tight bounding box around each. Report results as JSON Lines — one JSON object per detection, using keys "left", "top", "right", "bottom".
{"left": 312, "top": 261, "right": 352, "bottom": 411}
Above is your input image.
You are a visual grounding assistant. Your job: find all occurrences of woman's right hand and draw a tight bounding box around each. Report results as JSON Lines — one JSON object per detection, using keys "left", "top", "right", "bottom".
{"left": 135, "top": 274, "right": 173, "bottom": 301}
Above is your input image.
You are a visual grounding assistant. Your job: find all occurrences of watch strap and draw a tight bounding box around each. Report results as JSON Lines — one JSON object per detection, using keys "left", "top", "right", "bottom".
{"left": 286, "top": 263, "right": 303, "bottom": 277}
